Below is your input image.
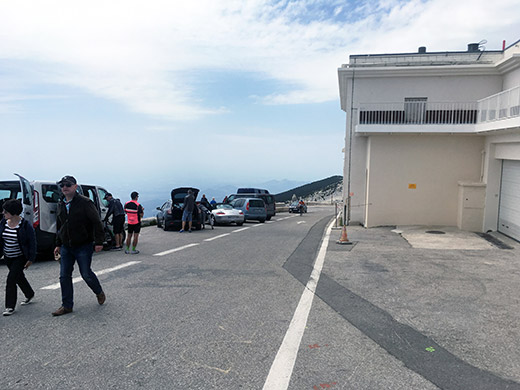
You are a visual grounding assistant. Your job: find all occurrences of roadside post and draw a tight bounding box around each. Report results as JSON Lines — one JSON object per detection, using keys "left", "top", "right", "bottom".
{"left": 332, "top": 202, "right": 342, "bottom": 230}
{"left": 337, "top": 197, "right": 352, "bottom": 245}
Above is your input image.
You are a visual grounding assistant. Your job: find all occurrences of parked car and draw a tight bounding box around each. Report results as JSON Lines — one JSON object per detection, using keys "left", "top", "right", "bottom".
{"left": 230, "top": 197, "right": 267, "bottom": 223}
{"left": 289, "top": 201, "right": 307, "bottom": 213}
{"left": 211, "top": 203, "right": 245, "bottom": 226}
{"left": 224, "top": 193, "right": 275, "bottom": 220}
{"left": 156, "top": 187, "right": 202, "bottom": 231}
{"left": 0, "top": 174, "right": 116, "bottom": 259}
{"left": 237, "top": 188, "right": 270, "bottom": 194}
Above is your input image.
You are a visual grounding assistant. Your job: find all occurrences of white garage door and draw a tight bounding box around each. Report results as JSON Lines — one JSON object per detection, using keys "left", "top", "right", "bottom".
{"left": 498, "top": 160, "right": 520, "bottom": 241}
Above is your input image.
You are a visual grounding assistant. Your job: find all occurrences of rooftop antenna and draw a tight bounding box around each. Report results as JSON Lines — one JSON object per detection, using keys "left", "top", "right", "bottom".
{"left": 477, "top": 39, "right": 487, "bottom": 60}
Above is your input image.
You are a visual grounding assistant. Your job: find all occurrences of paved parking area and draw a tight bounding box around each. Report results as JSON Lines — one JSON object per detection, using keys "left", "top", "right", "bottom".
{"left": 320, "top": 225, "right": 520, "bottom": 389}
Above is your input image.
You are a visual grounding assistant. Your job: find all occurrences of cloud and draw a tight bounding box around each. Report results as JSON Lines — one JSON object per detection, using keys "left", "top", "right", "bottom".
{"left": 0, "top": 0, "right": 519, "bottom": 120}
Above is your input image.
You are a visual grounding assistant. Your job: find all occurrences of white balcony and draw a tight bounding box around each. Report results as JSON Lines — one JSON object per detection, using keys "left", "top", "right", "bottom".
{"left": 356, "top": 87, "right": 520, "bottom": 134}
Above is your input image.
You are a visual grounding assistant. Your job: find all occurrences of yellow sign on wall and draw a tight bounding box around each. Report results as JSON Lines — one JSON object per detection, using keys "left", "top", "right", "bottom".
{"left": 408, "top": 184, "right": 417, "bottom": 189}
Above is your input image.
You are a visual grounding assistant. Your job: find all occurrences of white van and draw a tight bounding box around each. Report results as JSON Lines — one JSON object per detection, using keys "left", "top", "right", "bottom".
{"left": 0, "top": 174, "right": 114, "bottom": 259}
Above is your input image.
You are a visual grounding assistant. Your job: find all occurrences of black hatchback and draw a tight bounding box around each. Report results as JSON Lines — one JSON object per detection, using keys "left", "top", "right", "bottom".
{"left": 156, "top": 187, "right": 202, "bottom": 231}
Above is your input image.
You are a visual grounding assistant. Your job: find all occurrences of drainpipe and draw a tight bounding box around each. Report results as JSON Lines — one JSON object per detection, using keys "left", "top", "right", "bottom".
{"left": 346, "top": 61, "right": 356, "bottom": 225}
{"left": 480, "top": 149, "right": 486, "bottom": 182}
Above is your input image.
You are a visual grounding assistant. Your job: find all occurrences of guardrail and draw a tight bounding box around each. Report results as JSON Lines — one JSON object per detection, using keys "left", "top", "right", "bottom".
{"left": 358, "top": 102, "right": 478, "bottom": 125}
{"left": 478, "top": 85, "right": 520, "bottom": 123}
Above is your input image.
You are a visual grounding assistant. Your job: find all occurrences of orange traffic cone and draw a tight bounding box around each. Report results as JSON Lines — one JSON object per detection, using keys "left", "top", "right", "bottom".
{"left": 336, "top": 225, "right": 352, "bottom": 245}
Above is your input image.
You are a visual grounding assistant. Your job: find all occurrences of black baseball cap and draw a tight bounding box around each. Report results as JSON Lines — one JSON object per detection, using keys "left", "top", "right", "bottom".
{"left": 57, "top": 175, "right": 77, "bottom": 185}
{"left": 104, "top": 193, "right": 113, "bottom": 199}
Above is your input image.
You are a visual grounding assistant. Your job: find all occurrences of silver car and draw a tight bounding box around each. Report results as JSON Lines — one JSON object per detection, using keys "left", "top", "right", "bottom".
{"left": 230, "top": 197, "right": 267, "bottom": 223}
{"left": 211, "top": 203, "right": 245, "bottom": 226}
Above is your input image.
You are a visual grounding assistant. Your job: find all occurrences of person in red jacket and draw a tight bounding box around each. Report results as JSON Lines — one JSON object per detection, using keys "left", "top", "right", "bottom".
{"left": 124, "top": 191, "right": 144, "bottom": 254}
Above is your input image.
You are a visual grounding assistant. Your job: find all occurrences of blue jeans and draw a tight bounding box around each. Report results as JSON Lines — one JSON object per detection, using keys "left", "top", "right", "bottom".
{"left": 60, "top": 243, "right": 103, "bottom": 309}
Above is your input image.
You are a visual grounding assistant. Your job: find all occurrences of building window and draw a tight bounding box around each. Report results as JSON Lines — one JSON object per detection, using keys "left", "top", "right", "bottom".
{"left": 404, "top": 97, "right": 427, "bottom": 124}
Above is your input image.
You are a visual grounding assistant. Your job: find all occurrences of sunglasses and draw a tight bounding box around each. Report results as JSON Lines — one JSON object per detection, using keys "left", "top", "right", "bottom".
{"left": 59, "top": 182, "right": 74, "bottom": 188}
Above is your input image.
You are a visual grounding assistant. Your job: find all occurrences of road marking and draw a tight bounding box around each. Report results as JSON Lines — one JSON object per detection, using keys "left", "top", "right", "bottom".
{"left": 252, "top": 223, "right": 264, "bottom": 227}
{"left": 262, "top": 219, "right": 334, "bottom": 390}
{"left": 204, "top": 233, "right": 230, "bottom": 242}
{"left": 266, "top": 220, "right": 275, "bottom": 223}
{"left": 154, "top": 243, "right": 200, "bottom": 256}
{"left": 297, "top": 221, "right": 306, "bottom": 224}
{"left": 40, "top": 261, "right": 142, "bottom": 290}
{"left": 232, "top": 227, "right": 250, "bottom": 233}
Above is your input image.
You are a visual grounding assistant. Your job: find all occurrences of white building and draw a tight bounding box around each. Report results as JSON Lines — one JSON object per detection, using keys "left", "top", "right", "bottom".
{"left": 338, "top": 40, "right": 520, "bottom": 241}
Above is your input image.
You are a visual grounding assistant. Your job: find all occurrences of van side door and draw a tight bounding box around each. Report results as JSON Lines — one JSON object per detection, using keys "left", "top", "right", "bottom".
{"left": 81, "top": 185, "right": 101, "bottom": 216}
{"left": 96, "top": 187, "right": 110, "bottom": 222}
{"left": 38, "top": 183, "right": 61, "bottom": 233}
{"left": 14, "top": 173, "right": 34, "bottom": 223}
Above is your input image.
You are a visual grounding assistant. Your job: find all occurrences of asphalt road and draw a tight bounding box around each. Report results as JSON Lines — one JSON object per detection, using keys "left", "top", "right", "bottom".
{"left": 0, "top": 207, "right": 338, "bottom": 389}
{"left": 1, "top": 206, "right": 519, "bottom": 390}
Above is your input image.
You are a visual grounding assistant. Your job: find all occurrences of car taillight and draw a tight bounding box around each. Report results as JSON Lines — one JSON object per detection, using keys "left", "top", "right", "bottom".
{"left": 239, "top": 211, "right": 244, "bottom": 215}
{"left": 167, "top": 209, "right": 172, "bottom": 214}
{"left": 246, "top": 202, "right": 249, "bottom": 211}
{"left": 33, "top": 190, "right": 40, "bottom": 229}
{"left": 216, "top": 212, "right": 225, "bottom": 215}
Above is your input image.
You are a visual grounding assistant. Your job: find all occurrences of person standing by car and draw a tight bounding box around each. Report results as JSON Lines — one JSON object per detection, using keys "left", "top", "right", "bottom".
{"left": 103, "top": 193, "right": 125, "bottom": 250}
{"left": 124, "top": 191, "right": 144, "bottom": 254}
{"left": 200, "top": 194, "right": 212, "bottom": 210}
{"left": 52, "top": 176, "right": 106, "bottom": 316}
{"left": 210, "top": 197, "right": 217, "bottom": 208}
{"left": 1, "top": 199, "right": 36, "bottom": 316}
{"left": 180, "top": 189, "right": 195, "bottom": 233}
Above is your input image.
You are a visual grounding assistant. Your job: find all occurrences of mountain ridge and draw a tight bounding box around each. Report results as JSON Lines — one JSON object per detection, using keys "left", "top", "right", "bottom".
{"left": 275, "top": 175, "right": 343, "bottom": 203}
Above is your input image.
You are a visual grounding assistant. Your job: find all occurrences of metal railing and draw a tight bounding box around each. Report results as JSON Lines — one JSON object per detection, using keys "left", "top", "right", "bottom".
{"left": 358, "top": 101, "right": 478, "bottom": 125}
{"left": 478, "top": 85, "right": 520, "bottom": 123}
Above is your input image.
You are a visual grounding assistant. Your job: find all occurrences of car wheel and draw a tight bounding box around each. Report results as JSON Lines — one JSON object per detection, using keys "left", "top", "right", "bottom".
{"left": 236, "top": 221, "right": 243, "bottom": 226}
{"left": 156, "top": 217, "right": 162, "bottom": 228}
{"left": 163, "top": 222, "right": 169, "bottom": 231}
{"left": 266, "top": 216, "right": 271, "bottom": 221}
{"left": 259, "top": 219, "right": 265, "bottom": 223}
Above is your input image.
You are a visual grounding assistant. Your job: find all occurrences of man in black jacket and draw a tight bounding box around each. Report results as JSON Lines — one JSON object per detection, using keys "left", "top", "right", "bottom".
{"left": 52, "top": 175, "right": 106, "bottom": 316}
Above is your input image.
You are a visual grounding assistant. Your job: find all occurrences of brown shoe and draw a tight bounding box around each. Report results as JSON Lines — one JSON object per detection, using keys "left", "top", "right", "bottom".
{"left": 96, "top": 292, "right": 106, "bottom": 305}
{"left": 52, "top": 306, "right": 72, "bottom": 316}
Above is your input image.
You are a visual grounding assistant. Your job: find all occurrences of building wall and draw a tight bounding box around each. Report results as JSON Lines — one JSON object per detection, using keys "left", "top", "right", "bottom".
{"left": 365, "top": 134, "right": 484, "bottom": 227}
{"left": 503, "top": 67, "right": 520, "bottom": 90}
{"left": 352, "top": 74, "right": 502, "bottom": 103}
{"left": 343, "top": 72, "right": 501, "bottom": 225}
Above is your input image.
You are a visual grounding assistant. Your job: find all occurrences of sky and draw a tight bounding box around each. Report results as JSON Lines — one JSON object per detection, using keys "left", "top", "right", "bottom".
{"left": 1, "top": 0, "right": 519, "bottom": 201}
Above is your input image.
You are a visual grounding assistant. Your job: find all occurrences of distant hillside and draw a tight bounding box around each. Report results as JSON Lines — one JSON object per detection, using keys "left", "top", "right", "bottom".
{"left": 275, "top": 175, "right": 343, "bottom": 202}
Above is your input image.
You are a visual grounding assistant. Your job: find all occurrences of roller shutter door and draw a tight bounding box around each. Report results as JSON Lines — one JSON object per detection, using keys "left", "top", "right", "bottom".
{"left": 498, "top": 160, "right": 520, "bottom": 241}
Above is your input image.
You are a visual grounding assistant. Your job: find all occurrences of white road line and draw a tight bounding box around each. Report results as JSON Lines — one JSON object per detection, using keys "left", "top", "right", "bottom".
{"left": 266, "top": 221, "right": 275, "bottom": 224}
{"left": 232, "top": 227, "right": 250, "bottom": 233}
{"left": 204, "top": 233, "right": 230, "bottom": 242}
{"left": 297, "top": 221, "right": 306, "bottom": 224}
{"left": 154, "top": 243, "right": 200, "bottom": 256}
{"left": 40, "top": 261, "right": 142, "bottom": 290}
{"left": 262, "top": 219, "right": 334, "bottom": 390}
{"left": 252, "top": 223, "right": 264, "bottom": 227}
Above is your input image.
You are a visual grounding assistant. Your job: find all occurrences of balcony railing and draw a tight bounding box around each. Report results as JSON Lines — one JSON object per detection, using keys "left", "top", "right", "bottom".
{"left": 358, "top": 102, "right": 478, "bottom": 125}
{"left": 478, "top": 85, "right": 520, "bottom": 123}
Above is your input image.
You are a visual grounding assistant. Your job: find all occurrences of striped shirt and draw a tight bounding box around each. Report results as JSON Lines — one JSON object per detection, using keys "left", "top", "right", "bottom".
{"left": 2, "top": 221, "right": 23, "bottom": 258}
